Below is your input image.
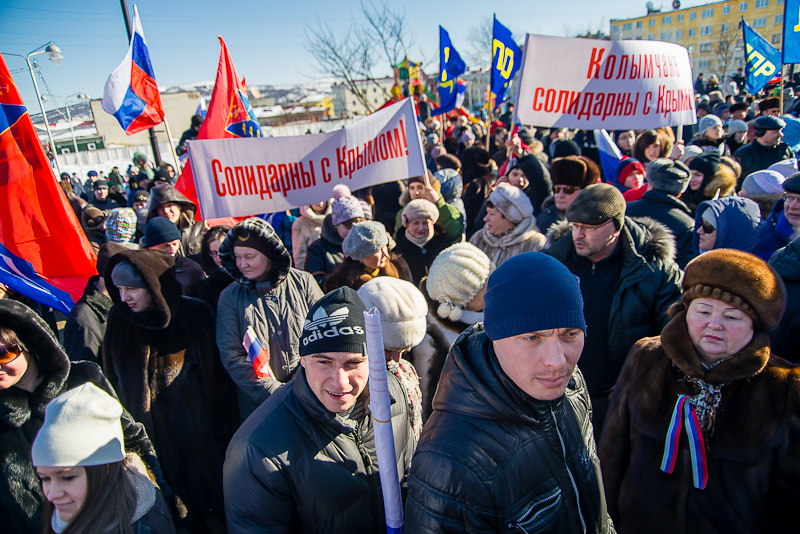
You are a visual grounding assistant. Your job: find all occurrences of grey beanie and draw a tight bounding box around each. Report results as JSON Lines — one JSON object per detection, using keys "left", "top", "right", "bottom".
{"left": 32, "top": 383, "right": 125, "bottom": 467}
{"left": 727, "top": 120, "right": 748, "bottom": 135}
{"left": 111, "top": 261, "right": 147, "bottom": 289}
{"left": 488, "top": 182, "right": 534, "bottom": 224}
{"left": 742, "top": 170, "right": 786, "bottom": 195}
{"left": 698, "top": 114, "right": 723, "bottom": 135}
{"left": 342, "top": 221, "right": 389, "bottom": 260}
{"left": 645, "top": 158, "right": 692, "bottom": 195}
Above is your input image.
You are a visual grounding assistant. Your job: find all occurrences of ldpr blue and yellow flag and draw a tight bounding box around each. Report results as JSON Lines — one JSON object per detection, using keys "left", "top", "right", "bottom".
{"left": 742, "top": 17, "right": 781, "bottom": 94}
{"left": 783, "top": 0, "right": 800, "bottom": 63}
{"left": 491, "top": 16, "right": 522, "bottom": 111}
{"left": 432, "top": 26, "right": 467, "bottom": 115}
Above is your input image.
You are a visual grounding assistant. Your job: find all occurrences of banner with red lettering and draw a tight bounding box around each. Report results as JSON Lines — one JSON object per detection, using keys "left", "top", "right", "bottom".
{"left": 514, "top": 35, "right": 697, "bottom": 129}
{"left": 187, "top": 98, "right": 425, "bottom": 219}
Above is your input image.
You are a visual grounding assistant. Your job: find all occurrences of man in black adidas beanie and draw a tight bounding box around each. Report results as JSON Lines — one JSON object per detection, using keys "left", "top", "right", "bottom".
{"left": 223, "top": 287, "right": 416, "bottom": 533}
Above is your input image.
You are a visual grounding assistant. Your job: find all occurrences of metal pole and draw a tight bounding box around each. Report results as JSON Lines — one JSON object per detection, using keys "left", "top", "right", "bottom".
{"left": 161, "top": 117, "right": 182, "bottom": 173}
{"left": 119, "top": 0, "right": 162, "bottom": 165}
{"left": 64, "top": 97, "right": 78, "bottom": 155}
{"left": 26, "top": 56, "right": 60, "bottom": 175}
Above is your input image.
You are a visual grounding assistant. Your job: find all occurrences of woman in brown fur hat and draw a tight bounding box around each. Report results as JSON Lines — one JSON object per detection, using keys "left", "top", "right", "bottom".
{"left": 599, "top": 249, "right": 800, "bottom": 533}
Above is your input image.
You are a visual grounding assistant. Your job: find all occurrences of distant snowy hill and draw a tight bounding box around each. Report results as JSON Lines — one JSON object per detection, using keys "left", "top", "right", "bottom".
{"left": 30, "top": 78, "right": 336, "bottom": 124}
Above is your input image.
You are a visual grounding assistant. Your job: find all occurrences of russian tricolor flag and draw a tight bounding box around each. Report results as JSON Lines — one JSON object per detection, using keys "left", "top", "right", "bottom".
{"left": 242, "top": 326, "right": 275, "bottom": 380}
{"left": 102, "top": 4, "right": 165, "bottom": 135}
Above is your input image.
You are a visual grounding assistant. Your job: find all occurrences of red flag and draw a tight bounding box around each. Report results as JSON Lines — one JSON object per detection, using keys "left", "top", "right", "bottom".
{"left": 175, "top": 36, "right": 262, "bottom": 221}
{"left": 0, "top": 52, "right": 96, "bottom": 312}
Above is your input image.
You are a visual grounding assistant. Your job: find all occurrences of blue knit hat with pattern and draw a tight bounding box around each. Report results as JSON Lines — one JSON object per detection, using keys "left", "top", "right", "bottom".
{"left": 484, "top": 252, "right": 586, "bottom": 340}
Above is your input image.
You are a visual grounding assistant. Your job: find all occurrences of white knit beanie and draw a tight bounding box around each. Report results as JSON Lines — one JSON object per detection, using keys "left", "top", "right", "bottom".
{"left": 32, "top": 383, "right": 125, "bottom": 467}
{"left": 488, "top": 182, "right": 533, "bottom": 224}
{"left": 426, "top": 243, "right": 493, "bottom": 322}
{"left": 357, "top": 277, "right": 428, "bottom": 352}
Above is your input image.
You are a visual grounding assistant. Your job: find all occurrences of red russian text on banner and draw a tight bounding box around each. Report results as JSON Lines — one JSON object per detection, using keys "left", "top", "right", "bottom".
{"left": 187, "top": 97, "right": 426, "bottom": 220}
{"left": 513, "top": 35, "right": 697, "bottom": 129}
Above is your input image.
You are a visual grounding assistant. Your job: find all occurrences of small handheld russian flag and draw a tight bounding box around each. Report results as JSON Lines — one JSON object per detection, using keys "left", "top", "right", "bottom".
{"left": 242, "top": 326, "right": 274, "bottom": 380}
{"left": 101, "top": 4, "right": 165, "bottom": 135}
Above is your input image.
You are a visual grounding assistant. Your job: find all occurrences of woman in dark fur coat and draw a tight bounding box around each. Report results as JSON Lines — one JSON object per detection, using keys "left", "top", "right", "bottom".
{"left": 0, "top": 299, "right": 164, "bottom": 533}
{"left": 102, "top": 249, "right": 238, "bottom": 533}
{"left": 599, "top": 249, "right": 800, "bottom": 533}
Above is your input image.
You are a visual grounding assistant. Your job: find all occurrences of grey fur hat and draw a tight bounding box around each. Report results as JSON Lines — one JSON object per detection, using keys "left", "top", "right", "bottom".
{"left": 342, "top": 221, "right": 389, "bottom": 261}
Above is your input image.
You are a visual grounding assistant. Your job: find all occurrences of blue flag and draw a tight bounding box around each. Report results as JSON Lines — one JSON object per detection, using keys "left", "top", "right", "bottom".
{"left": 742, "top": 18, "right": 781, "bottom": 94}
{"left": 784, "top": 0, "right": 800, "bottom": 63}
{"left": 432, "top": 26, "right": 467, "bottom": 116}
{"left": 491, "top": 16, "right": 522, "bottom": 112}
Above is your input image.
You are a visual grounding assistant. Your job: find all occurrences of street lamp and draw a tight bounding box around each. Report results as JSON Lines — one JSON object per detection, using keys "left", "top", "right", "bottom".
{"left": 44, "top": 92, "right": 89, "bottom": 156}
{"left": 4, "top": 42, "right": 64, "bottom": 175}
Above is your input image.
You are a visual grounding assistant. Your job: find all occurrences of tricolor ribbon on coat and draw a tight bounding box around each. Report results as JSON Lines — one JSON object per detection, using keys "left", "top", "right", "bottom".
{"left": 660, "top": 394, "right": 708, "bottom": 490}
{"left": 242, "top": 326, "right": 275, "bottom": 380}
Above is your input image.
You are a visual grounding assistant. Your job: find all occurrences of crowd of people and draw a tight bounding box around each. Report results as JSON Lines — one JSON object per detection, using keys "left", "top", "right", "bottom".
{"left": 2, "top": 87, "right": 800, "bottom": 534}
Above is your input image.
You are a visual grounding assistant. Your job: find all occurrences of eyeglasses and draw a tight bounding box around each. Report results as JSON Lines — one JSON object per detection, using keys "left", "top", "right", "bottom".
{"left": 554, "top": 185, "right": 581, "bottom": 195}
{"left": 699, "top": 221, "right": 716, "bottom": 234}
{"left": 0, "top": 344, "right": 25, "bottom": 365}
{"left": 783, "top": 193, "right": 800, "bottom": 206}
{"left": 569, "top": 219, "right": 614, "bottom": 233}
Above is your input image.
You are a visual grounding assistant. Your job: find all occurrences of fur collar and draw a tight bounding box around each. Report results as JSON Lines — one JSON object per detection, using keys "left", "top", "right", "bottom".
{"left": 476, "top": 216, "right": 544, "bottom": 249}
{"left": 0, "top": 300, "right": 70, "bottom": 427}
{"left": 547, "top": 216, "right": 677, "bottom": 264}
{"left": 660, "top": 308, "right": 770, "bottom": 385}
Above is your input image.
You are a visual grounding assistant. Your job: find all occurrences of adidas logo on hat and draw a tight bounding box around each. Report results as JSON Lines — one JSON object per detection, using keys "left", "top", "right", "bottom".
{"left": 299, "top": 288, "right": 368, "bottom": 357}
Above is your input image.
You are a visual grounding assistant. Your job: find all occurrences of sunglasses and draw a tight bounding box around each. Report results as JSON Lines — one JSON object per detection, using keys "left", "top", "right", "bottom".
{"left": 0, "top": 344, "right": 25, "bottom": 365}
{"left": 700, "top": 222, "right": 716, "bottom": 234}
{"left": 554, "top": 185, "right": 580, "bottom": 195}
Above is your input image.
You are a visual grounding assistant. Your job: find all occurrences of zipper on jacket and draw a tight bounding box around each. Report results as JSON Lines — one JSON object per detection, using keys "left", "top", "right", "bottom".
{"left": 551, "top": 406, "right": 586, "bottom": 534}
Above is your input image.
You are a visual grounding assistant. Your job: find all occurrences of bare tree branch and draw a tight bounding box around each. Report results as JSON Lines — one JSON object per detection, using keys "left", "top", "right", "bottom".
{"left": 716, "top": 25, "right": 741, "bottom": 79}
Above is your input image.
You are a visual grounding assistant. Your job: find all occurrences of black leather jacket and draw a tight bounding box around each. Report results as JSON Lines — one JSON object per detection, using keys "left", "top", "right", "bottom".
{"left": 405, "top": 324, "right": 615, "bottom": 533}
{"left": 223, "top": 366, "right": 416, "bottom": 533}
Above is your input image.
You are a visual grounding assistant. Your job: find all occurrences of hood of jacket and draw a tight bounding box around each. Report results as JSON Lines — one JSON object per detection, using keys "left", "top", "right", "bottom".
{"left": 300, "top": 203, "right": 327, "bottom": 225}
{"left": 433, "top": 323, "right": 570, "bottom": 424}
{"left": 548, "top": 216, "right": 677, "bottom": 266}
{"left": 769, "top": 235, "right": 800, "bottom": 280}
{"left": 0, "top": 300, "right": 70, "bottom": 428}
{"left": 104, "top": 249, "right": 182, "bottom": 330}
{"left": 132, "top": 151, "right": 149, "bottom": 166}
{"left": 144, "top": 184, "right": 197, "bottom": 226}
{"left": 219, "top": 217, "right": 292, "bottom": 292}
{"left": 319, "top": 213, "right": 344, "bottom": 247}
{"left": 694, "top": 196, "right": 761, "bottom": 254}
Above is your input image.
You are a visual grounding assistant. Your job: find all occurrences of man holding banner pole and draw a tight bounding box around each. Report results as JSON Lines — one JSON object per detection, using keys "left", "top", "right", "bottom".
{"left": 223, "top": 287, "right": 415, "bottom": 533}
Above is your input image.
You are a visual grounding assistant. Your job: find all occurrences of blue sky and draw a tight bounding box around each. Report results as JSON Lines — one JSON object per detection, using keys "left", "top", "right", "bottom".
{"left": 1, "top": 0, "right": 707, "bottom": 113}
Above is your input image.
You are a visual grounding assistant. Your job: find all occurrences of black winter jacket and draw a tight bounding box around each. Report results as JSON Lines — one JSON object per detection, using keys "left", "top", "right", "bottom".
{"left": 405, "top": 324, "right": 615, "bottom": 533}
{"left": 223, "top": 366, "right": 416, "bottom": 533}
{"left": 625, "top": 190, "right": 696, "bottom": 268}
{"left": 733, "top": 140, "right": 794, "bottom": 187}
{"left": 769, "top": 237, "right": 800, "bottom": 362}
{"left": 304, "top": 214, "right": 345, "bottom": 287}
{"left": 547, "top": 217, "right": 683, "bottom": 371}
{"left": 62, "top": 275, "right": 112, "bottom": 363}
{"left": 0, "top": 300, "right": 163, "bottom": 534}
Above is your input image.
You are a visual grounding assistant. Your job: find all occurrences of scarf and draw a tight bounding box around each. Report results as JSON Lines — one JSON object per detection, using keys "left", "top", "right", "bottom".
{"left": 404, "top": 229, "right": 433, "bottom": 248}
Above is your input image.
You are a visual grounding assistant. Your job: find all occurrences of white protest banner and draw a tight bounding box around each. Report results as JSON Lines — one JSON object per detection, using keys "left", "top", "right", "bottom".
{"left": 513, "top": 35, "right": 696, "bottom": 129}
{"left": 187, "top": 98, "right": 425, "bottom": 219}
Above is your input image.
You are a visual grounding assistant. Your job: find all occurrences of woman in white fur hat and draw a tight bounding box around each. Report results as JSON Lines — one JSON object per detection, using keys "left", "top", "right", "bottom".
{"left": 33, "top": 383, "right": 175, "bottom": 534}
{"left": 469, "top": 182, "right": 547, "bottom": 266}
{"left": 410, "top": 243, "right": 494, "bottom": 419}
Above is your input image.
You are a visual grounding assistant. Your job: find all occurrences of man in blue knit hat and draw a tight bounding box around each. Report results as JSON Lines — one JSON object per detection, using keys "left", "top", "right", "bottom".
{"left": 406, "top": 252, "right": 614, "bottom": 533}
